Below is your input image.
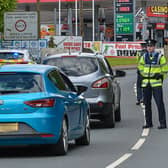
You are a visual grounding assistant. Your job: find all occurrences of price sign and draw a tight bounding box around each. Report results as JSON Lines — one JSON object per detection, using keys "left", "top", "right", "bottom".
{"left": 116, "top": 34, "right": 134, "bottom": 41}
{"left": 116, "top": 3, "right": 133, "bottom": 13}
{"left": 116, "top": 23, "right": 133, "bottom": 34}
{"left": 116, "top": 0, "right": 133, "bottom": 3}
{"left": 114, "top": 0, "right": 134, "bottom": 41}
{"left": 116, "top": 14, "right": 133, "bottom": 23}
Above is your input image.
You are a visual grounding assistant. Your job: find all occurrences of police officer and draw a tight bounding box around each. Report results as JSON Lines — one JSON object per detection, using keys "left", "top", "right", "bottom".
{"left": 139, "top": 39, "right": 167, "bottom": 129}
{"left": 136, "top": 42, "right": 147, "bottom": 105}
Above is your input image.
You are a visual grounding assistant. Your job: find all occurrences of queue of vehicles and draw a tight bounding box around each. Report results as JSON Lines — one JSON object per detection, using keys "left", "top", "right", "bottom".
{"left": 0, "top": 49, "right": 126, "bottom": 155}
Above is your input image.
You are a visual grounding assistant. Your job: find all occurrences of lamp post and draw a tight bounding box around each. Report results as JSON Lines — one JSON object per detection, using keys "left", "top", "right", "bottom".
{"left": 75, "top": 0, "right": 78, "bottom": 36}
{"left": 36, "top": 0, "right": 40, "bottom": 39}
{"left": 92, "top": 0, "right": 95, "bottom": 42}
{"left": 58, "top": 0, "right": 61, "bottom": 36}
{"left": 79, "top": 0, "right": 84, "bottom": 38}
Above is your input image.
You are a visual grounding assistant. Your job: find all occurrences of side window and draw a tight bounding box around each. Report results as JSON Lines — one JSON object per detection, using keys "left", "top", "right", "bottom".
{"left": 104, "top": 58, "right": 114, "bottom": 75}
{"left": 98, "top": 58, "right": 109, "bottom": 73}
{"left": 60, "top": 72, "right": 77, "bottom": 92}
{"left": 48, "top": 70, "right": 67, "bottom": 91}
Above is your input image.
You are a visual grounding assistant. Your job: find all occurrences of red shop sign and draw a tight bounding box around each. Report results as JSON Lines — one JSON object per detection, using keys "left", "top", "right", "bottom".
{"left": 155, "top": 23, "right": 165, "bottom": 30}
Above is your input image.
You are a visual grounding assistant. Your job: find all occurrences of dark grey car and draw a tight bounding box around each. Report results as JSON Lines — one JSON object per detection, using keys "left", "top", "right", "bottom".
{"left": 42, "top": 52, "right": 126, "bottom": 128}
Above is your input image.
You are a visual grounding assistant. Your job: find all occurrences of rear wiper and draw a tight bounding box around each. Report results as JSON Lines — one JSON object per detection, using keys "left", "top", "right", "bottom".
{"left": 0, "top": 90, "right": 29, "bottom": 95}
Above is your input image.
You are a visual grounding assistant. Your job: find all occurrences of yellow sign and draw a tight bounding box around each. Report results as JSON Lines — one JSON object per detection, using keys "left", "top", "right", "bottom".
{"left": 150, "top": 6, "right": 168, "bottom": 14}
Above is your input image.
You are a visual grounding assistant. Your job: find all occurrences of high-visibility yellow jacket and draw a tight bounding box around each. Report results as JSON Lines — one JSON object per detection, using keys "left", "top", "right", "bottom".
{"left": 136, "top": 51, "right": 143, "bottom": 72}
{"left": 139, "top": 51, "right": 168, "bottom": 87}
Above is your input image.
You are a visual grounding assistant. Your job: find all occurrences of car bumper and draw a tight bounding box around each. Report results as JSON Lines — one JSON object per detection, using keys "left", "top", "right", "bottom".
{"left": 0, "top": 113, "right": 63, "bottom": 146}
{"left": 88, "top": 102, "right": 112, "bottom": 119}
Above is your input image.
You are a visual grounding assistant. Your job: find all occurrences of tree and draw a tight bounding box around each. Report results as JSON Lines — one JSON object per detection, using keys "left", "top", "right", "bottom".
{"left": 0, "top": 0, "right": 17, "bottom": 32}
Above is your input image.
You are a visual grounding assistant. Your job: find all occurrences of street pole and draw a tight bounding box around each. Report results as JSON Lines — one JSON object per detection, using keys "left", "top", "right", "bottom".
{"left": 79, "top": 0, "right": 84, "bottom": 38}
{"left": 164, "top": 2, "right": 168, "bottom": 57}
{"left": 92, "top": 0, "right": 95, "bottom": 42}
{"left": 75, "top": 0, "right": 78, "bottom": 36}
{"left": 58, "top": 0, "right": 61, "bottom": 36}
{"left": 54, "top": 8, "right": 57, "bottom": 35}
{"left": 36, "top": 0, "right": 41, "bottom": 39}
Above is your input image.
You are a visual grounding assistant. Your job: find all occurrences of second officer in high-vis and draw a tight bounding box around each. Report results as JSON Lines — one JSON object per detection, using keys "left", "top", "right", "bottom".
{"left": 139, "top": 39, "right": 168, "bottom": 129}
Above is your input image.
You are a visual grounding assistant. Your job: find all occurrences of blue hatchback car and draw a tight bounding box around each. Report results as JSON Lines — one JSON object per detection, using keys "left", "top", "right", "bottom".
{"left": 0, "top": 64, "right": 90, "bottom": 155}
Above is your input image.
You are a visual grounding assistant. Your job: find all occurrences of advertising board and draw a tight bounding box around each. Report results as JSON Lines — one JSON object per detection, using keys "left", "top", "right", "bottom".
{"left": 45, "top": 36, "right": 82, "bottom": 52}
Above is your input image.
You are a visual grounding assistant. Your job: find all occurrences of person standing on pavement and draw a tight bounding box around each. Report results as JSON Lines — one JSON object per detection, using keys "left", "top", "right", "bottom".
{"left": 139, "top": 39, "right": 168, "bottom": 129}
{"left": 136, "top": 42, "right": 147, "bottom": 105}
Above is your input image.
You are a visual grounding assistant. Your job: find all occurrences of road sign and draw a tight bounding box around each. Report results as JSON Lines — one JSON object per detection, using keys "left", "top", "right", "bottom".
{"left": 4, "top": 12, "right": 38, "bottom": 40}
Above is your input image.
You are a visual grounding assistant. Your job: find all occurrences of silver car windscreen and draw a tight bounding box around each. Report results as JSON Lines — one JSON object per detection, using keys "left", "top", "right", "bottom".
{"left": 44, "top": 57, "right": 98, "bottom": 76}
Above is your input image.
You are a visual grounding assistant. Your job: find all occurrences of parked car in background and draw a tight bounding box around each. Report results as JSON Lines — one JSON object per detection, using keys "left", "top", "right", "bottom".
{"left": 0, "top": 49, "right": 35, "bottom": 65}
{"left": 0, "top": 64, "right": 90, "bottom": 155}
{"left": 42, "top": 52, "right": 126, "bottom": 128}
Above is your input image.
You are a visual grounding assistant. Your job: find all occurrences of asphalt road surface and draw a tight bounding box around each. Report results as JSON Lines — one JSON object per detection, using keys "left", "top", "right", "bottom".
{"left": 0, "top": 69, "right": 168, "bottom": 168}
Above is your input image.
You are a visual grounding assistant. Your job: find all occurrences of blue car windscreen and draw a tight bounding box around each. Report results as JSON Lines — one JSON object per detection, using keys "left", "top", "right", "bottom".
{"left": 0, "top": 72, "right": 43, "bottom": 94}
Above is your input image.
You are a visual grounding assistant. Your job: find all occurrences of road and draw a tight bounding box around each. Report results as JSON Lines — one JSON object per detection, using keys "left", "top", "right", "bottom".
{"left": 0, "top": 69, "right": 167, "bottom": 168}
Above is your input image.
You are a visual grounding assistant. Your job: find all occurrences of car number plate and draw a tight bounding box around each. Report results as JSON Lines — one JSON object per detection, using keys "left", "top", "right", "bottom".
{"left": 0, "top": 123, "right": 18, "bottom": 132}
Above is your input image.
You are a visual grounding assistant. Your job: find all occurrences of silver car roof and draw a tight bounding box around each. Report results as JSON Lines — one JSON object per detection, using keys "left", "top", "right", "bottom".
{"left": 43, "top": 52, "right": 104, "bottom": 60}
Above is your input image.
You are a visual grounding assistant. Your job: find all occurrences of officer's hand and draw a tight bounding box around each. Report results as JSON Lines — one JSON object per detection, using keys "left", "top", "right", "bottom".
{"left": 155, "top": 73, "right": 163, "bottom": 80}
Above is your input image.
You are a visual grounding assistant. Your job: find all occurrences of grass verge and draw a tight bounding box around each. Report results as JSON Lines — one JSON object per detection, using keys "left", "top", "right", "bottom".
{"left": 106, "top": 57, "right": 137, "bottom": 66}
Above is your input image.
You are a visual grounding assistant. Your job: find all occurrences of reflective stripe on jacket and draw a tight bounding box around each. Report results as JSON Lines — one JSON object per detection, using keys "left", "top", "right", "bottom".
{"left": 139, "top": 52, "right": 168, "bottom": 87}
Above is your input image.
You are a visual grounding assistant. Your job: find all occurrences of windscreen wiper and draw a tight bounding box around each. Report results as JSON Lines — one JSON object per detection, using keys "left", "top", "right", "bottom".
{"left": 0, "top": 90, "right": 29, "bottom": 95}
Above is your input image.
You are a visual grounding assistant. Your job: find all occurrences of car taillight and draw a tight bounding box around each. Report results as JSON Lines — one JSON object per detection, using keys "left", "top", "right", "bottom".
{"left": 92, "top": 78, "right": 109, "bottom": 88}
{"left": 16, "top": 61, "right": 29, "bottom": 64}
{"left": 24, "top": 98, "right": 55, "bottom": 107}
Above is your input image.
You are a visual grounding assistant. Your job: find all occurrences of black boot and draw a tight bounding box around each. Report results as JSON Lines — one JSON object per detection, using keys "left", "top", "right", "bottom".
{"left": 142, "top": 124, "right": 153, "bottom": 129}
{"left": 158, "top": 125, "right": 167, "bottom": 129}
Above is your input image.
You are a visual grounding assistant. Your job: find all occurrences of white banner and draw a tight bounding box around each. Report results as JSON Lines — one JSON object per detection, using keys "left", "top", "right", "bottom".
{"left": 102, "top": 42, "right": 143, "bottom": 57}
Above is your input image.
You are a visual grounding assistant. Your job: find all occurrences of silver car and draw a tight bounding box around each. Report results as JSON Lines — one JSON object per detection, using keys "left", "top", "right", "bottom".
{"left": 42, "top": 52, "right": 126, "bottom": 128}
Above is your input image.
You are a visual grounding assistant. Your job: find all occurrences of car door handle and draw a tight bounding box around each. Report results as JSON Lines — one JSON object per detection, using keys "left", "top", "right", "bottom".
{"left": 64, "top": 101, "right": 69, "bottom": 104}
{"left": 68, "top": 95, "right": 72, "bottom": 98}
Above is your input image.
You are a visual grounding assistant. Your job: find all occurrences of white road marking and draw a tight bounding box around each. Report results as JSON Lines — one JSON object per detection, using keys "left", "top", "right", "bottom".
{"left": 142, "top": 128, "right": 150, "bottom": 137}
{"left": 131, "top": 138, "right": 146, "bottom": 150}
{"left": 106, "top": 84, "right": 150, "bottom": 168}
{"left": 105, "top": 153, "right": 132, "bottom": 168}
{"left": 141, "top": 103, "right": 145, "bottom": 109}
{"left": 142, "top": 108, "right": 146, "bottom": 125}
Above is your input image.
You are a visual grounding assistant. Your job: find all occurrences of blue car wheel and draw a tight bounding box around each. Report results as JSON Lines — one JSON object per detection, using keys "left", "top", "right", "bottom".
{"left": 75, "top": 113, "right": 90, "bottom": 145}
{"left": 50, "top": 118, "right": 68, "bottom": 155}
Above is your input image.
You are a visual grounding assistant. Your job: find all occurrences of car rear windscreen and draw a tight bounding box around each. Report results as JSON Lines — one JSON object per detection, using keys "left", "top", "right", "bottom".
{"left": 0, "top": 72, "right": 43, "bottom": 94}
{"left": 0, "top": 52, "right": 24, "bottom": 60}
{"left": 44, "top": 57, "right": 98, "bottom": 76}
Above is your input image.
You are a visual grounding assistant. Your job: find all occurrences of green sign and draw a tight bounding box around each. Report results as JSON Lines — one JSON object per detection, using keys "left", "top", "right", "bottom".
{"left": 116, "top": 23, "right": 133, "bottom": 34}
{"left": 116, "top": 14, "right": 134, "bottom": 34}
{"left": 114, "top": 0, "right": 135, "bottom": 41}
{"left": 116, "top": 14, "right": 133, "bottom": 23}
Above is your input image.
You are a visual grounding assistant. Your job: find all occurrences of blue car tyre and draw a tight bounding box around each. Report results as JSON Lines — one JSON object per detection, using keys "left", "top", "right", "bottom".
{"left": 75, "top": 113, "right": 90, "bottom": 145}
{"left": 50, "top": 118, "right": 68, "bottom": 155}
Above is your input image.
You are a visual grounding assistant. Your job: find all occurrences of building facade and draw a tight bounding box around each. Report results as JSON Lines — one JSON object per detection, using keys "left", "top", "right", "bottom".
{"left": 16, "top": 0, "right": 168, "bottom": 46}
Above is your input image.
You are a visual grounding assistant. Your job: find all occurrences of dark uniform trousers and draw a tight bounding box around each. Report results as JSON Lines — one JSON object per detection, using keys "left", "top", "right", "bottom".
{"left": 143, "top": 84, "right": 167, "bottom": 126}
{"left": 136, "top": 70, "right": 143, "bottom": 102}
